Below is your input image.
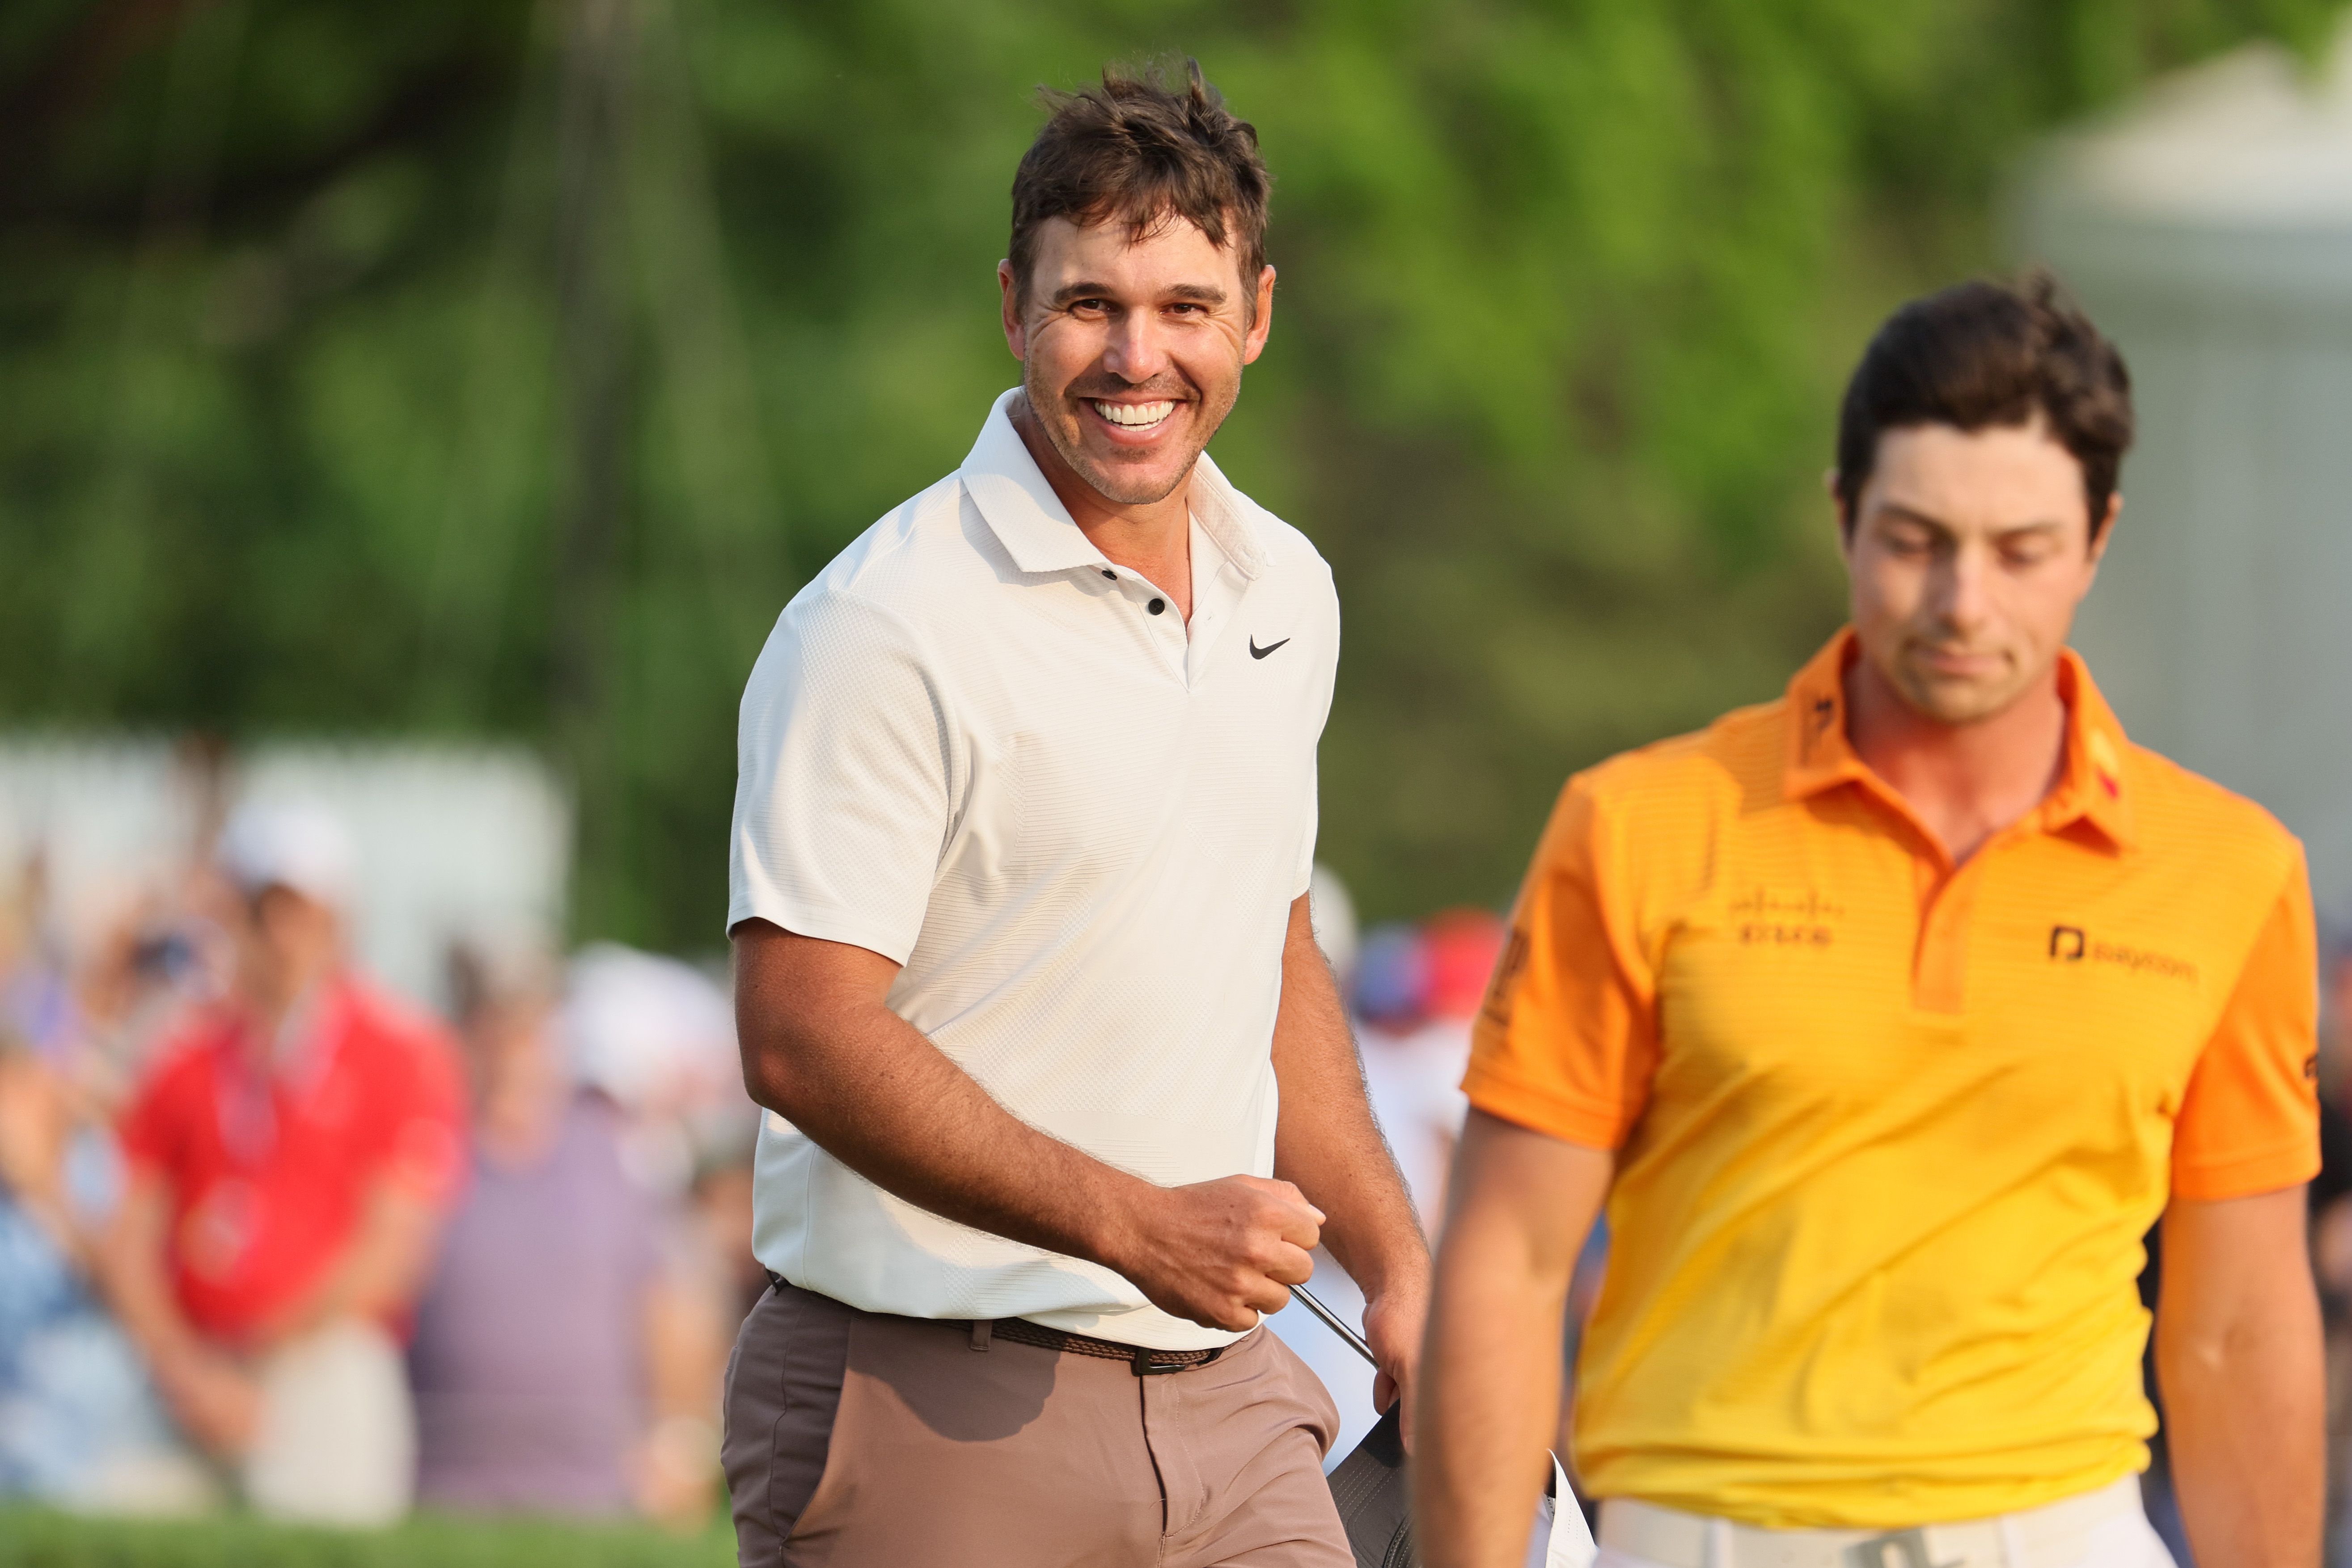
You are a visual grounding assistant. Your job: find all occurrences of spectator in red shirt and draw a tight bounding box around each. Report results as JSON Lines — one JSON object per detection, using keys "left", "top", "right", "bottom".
{"left": 103, "top": 801, "right": 465, "bottom": 1524}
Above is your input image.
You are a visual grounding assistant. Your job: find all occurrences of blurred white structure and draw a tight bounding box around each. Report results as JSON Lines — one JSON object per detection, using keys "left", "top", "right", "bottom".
{"left": 2014, "top": 18, "right": 2352, "bottom": 921}
{"left": 0, "top": 738, "right": 569, "bottom": 1008}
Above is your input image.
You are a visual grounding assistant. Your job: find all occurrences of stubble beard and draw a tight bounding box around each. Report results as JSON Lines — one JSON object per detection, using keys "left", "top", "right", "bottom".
{"left": 1020, "top": 359, "right": 1230, "bottom": 508}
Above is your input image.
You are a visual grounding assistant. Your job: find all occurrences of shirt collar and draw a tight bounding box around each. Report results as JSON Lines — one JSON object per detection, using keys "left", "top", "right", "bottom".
{"left": 958, "top": 389, "right": 1268, "bottom": 580}
{"left": 1782, "top": 628, "right": 2136, "bottom": 852}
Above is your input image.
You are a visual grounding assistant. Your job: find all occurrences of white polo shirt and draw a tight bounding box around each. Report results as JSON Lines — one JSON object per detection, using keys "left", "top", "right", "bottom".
{"left": 729, "top": 389, "right": 1339, "bottom": 1350}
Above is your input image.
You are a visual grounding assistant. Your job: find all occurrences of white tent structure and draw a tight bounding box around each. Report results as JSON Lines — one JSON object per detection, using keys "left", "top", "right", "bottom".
{"left": 2013, "top": 19, "right": 2352, "bottom": 924}
{"left": 0, "top": 738, "right": 569, "bottom": 1010}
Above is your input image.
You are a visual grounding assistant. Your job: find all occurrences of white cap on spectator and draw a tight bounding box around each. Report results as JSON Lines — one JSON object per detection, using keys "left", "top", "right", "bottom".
{"left": 217, "top": 798, "right": 356, "bottom": 910}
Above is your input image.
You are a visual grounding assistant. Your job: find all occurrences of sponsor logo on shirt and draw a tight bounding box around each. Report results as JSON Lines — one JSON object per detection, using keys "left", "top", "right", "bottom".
{"left": 2047, "top": 925, "right": 2198, "bottom": 982}
{"left": 1731, "top": 887, "right": 1841, "bottom": 948}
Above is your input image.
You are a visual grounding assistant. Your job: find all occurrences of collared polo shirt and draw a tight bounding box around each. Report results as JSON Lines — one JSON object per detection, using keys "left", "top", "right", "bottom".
{"left": 1467, "top": 630, "right": 2318, "bottom": 1529}
{"left": 729, "top": 389, "right": 1339, "bottom": 1351}
{"left": 117, "top": 974, "right": 468, "bottom": 1345}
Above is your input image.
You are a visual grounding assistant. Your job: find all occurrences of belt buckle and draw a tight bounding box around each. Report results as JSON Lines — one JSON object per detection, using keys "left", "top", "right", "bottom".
{"left": 1841, "top": 1529, "right": 1957, "bottom": 1568}
{"left": 1130, "top": 1344, "right": 1223, "bottom": 1376}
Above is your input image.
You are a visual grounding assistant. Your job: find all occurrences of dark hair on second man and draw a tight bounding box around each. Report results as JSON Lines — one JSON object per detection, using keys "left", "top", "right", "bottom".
{"left": 1008, "top": 58, "right": 1270, "bottom": 315}
{"left": 1835, "top": 273, "right": 2134, "bottom": 540}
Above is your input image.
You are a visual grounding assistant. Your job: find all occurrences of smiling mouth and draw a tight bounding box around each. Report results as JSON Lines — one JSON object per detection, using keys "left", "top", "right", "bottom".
{"left": 1088, "top": 399, "right": 1178, "bottom": 433}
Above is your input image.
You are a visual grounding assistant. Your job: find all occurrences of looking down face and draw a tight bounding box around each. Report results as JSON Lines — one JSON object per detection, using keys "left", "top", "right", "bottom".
{"left": 1000, "top": 211, "right": 1274, "bottom": 508}
{"left": 1844, "top": 418, "right": 2115, "bottom": 726}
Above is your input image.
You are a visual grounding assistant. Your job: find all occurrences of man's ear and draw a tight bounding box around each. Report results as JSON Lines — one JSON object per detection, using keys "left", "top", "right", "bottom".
{"left": 998, "top": 260, "right": 1026, "bottom": 361}
{"left": 1241, "top": 264, "right": 1277, "bottom": 365}
{"left": 1826, "top": 468, "right": 1857, "bottom": 553}
{"left": 2087, "top": 492, "right": 2122, "bottom": 567}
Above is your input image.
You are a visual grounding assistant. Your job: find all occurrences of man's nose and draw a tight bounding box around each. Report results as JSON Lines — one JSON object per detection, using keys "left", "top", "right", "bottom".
{"left": 1102, "top": 309, "right": 1171, "bottom": 383}
{"left": 1933, "top": 545, "right": 1995, "bottom": 631}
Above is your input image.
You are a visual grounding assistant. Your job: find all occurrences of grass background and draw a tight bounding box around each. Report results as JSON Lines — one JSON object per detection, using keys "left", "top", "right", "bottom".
{"left": 0, "top": 1508, "right": 736, "bottom": 1567}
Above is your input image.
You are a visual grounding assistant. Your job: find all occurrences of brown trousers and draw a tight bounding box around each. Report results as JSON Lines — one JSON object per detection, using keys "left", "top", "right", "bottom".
{"left": 722, "top": 1281, "right": 1351, "bottom": 1568}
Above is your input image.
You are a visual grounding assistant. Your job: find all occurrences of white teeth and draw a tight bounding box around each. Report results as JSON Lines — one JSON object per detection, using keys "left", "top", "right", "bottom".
{"left": 1091, "top": 400, "right": 1176, "bottom": 428}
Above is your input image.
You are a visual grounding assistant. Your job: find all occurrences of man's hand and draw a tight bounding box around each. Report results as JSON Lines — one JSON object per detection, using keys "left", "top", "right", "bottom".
{"left": 1106, "top": 1174, "right": 1322, "bottom": 1331}
{"left": 158, "top": 1346, "right": 262, "bottom": 1457}
{"left": 1363, "top": 1263, "right": 1431, "bottom": 1443}
{"left": 1263, "top": 890, "right": 1434, "bottom": 1437}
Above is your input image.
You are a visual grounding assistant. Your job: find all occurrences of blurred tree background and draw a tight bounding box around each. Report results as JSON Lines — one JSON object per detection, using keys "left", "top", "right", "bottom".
{"left": 0, "top": 0, "right": 2340, "bottom": 951}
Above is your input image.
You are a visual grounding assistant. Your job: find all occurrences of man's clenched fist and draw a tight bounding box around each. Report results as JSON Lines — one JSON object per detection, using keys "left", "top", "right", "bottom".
{"left": 1104, "top": 1174, "right": 1324, "bottom": 1331}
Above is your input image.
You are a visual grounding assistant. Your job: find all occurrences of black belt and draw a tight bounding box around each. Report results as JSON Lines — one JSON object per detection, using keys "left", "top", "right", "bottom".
{"left": 766, "top": 1272, "right": 1227, "bottom": 1377}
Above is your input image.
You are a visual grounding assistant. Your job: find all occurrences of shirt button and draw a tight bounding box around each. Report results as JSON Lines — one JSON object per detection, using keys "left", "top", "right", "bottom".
{"left": 1148, "top": 598, "right": 1166, "bottom": 615}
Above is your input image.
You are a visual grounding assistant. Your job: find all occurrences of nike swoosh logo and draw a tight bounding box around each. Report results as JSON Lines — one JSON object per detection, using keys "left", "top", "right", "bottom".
{"left": 1249, "top": 637, "right": 1290, "bottom": 660}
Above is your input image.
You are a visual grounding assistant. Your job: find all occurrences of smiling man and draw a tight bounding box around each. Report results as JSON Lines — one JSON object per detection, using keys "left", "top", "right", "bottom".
{"left": 1417, "top": 279, "right": 2324, "bottom": 1568}
{"left": 719, "top": 61, "right": 1427, "bottom": 1568}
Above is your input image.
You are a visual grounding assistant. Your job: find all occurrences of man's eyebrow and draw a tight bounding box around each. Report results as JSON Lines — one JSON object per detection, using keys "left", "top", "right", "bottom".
{"left": 1872, "top": 502, "right": 1955, "bottom": 535}
{"left": 1046, "top": 280, "right": 1230, "bottom": 308}
{"left": 1875, "top": 502, "right": 2068, "bottom": 539}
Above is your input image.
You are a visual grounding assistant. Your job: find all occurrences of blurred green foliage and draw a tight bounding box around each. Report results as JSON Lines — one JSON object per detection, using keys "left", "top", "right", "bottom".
{"left": 0, "top": 0, "right": 2339, "bottom": 948}
{"left": 0, "top": 1506, "right": 732, "bottom": 1568}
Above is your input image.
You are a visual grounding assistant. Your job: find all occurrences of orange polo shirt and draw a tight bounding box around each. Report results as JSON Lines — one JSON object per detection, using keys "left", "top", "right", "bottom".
{"left": 1467, "top": 630, "right": 2318, "bottom": 1529}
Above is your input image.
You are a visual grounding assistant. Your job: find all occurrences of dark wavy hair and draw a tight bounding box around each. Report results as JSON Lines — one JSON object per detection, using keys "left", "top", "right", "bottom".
{"left": 1008, "top": 58, "right": 1270, "bottom": 315}
{"left": 1835, "top": 272, "right": 2134, "bottom": 540}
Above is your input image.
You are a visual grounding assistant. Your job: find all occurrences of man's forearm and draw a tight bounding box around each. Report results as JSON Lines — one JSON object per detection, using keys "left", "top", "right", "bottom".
{"left": 2160, "top": 1298, "right": 2324, "bottom": 1566}
{"left": 734, "top": 925, "right": 1155, "bottom": 1272}
{"left": 259, "top": 1183, "right": 443, "bottom": 1345}
{"left": 1417, "top": 1116, "right": 1610, "bottom": 1568}
{"left": 2158, "top": 1188, "right": 2325, "bottom": 1568}
{"left": 1268, "top": 900, "right": 1425, "bottom": 1295}
{"left": 101, "top": 1182, "right": 194, "bottom": 1361}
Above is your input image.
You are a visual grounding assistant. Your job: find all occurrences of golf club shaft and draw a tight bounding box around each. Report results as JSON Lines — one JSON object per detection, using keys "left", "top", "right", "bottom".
{"left": 1289, "top": 1282, "right": 1377, "bottom": 1366}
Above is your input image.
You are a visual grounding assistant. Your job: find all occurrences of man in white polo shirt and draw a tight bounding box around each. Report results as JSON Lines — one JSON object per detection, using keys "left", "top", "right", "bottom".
{"left": 721, "top": 59, "right": 1429, "bottom": 1568}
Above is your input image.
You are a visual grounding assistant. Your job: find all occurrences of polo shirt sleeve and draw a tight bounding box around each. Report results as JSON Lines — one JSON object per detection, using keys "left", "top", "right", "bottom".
{"left": 379, "top": 1026, "right": 469, "bottom": 1211}
{"left": 729, "top": 588, "right": 952, "bottom": 963}
{"left": 2171, "top": 850, "right": 2321, "bottom": 1202}
{"left": 1462, "top": 773, "right": 1659, "bottom": 1151}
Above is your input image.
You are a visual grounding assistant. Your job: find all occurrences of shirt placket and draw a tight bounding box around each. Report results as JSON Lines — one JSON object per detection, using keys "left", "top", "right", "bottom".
{"left": 1837, "top": 772, "right": 1988, "bottom": 1016}
{"left": 1091, "top": 566, "right": 1193, "bottom": 683}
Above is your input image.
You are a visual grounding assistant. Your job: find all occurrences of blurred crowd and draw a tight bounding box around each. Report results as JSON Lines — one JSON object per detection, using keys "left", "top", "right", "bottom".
{"left": 0, "top": 796, "right": 762, "bottom": 1528}
{"left": 12, "top": 786, "right": 2352, "bottom": 1557}
{"left": 0, "top": 777, "right": 1537, "bottom": 1532}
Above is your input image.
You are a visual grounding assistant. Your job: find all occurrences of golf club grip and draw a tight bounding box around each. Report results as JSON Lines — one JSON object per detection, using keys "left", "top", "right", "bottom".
{"left": 1290, "top": 1282, "right": 1378, "bottom": 1366}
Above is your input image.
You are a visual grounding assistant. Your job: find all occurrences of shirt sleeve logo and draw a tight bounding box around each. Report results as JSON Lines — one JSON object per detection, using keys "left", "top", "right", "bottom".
{"left": 1479, "top": 926, "right": 1531, "bottom": 1027}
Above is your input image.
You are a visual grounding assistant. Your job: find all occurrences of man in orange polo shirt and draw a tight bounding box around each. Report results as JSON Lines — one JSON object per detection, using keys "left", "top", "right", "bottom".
{"left": 1417, "top": 278, "right": 2322, "bottom": 1568}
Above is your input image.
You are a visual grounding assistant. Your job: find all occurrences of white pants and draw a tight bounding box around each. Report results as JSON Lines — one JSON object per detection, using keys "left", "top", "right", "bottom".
{"left": 241, "top": 1319, "right": 415, "bottom": 1527}
{"left": 1594, "top": 1497, "right": 2177, "bottom": 1568}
